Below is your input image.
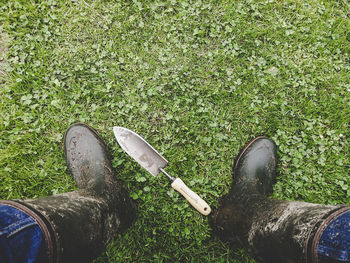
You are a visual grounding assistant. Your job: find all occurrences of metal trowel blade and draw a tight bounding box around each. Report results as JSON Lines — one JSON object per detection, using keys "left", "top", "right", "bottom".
{"left": 113, "top": 127, "right": 168, "bottom": 177}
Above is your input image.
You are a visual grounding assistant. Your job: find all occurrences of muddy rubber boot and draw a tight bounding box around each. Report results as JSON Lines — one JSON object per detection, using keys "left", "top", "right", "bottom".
{"left": 3, "top": 123, "right": 136, "bottom": 263}
{"left": 212, "top": 137, "right": 350, "bottom": 263}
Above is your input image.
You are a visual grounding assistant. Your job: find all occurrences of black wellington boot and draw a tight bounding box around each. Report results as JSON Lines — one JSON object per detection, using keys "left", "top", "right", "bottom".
{"left": 212, "top": 137, "right": 349, "bottom": 263}
{"left": 3, "top": 123, "right": 136, "bottom": 263}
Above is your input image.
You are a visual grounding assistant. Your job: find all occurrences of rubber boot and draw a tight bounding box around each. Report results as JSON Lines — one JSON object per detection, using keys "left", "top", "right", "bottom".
{"left": 3, "top": 123, "right": 136, "bottom": 263}
{"left": 212, "top": 136, "right": 349, "bottom": 263}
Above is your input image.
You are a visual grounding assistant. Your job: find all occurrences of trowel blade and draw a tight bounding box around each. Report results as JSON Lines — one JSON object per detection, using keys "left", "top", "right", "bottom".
{"left": 113, "top": 127, "right": 168, "bottom": 177}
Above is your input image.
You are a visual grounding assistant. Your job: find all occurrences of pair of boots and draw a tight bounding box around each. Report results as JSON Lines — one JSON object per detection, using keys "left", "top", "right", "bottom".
{"left": 2, "top": 124, "right": 348, "bottom": 262}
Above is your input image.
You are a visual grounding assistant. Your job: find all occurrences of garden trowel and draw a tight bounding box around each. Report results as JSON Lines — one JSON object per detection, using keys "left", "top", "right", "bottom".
{"left": 113, "top": 127, "right": 211, "bottom": 216}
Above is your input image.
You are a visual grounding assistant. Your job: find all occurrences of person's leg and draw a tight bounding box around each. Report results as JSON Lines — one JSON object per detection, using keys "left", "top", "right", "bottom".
{"left": 317, "top": 210, "right": 350, "bottom": 263}
{"left": 0, "top": 123, "right": 136, "bottom": 263}
{"left": 0, "top": 204, "right": 48, "bottom": 263}
{"left": 212, "top": 137, "right": 350, "bottom": 263}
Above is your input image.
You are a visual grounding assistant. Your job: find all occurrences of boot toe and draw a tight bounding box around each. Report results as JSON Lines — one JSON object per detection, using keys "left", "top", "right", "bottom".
{"left": 64, "top": 123, "right": 112, "bottom": 190}
{"left": 234, "top": 137, "right": 278, "bottom": 196}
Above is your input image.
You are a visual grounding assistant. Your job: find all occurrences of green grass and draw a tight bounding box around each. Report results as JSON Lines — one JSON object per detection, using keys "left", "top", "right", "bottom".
{"left": 0, "top": 0, "right": 349, "bottom": 262}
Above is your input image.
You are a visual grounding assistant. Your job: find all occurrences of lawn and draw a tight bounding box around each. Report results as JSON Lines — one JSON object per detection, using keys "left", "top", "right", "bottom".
{"left": 0, "top": 0, "right": 349, "bottom": 262}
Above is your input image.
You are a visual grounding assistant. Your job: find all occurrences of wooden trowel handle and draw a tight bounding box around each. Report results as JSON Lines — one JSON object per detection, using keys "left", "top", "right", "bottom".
{"left": 171, "top": 178, "right": 211, "bottom": 216}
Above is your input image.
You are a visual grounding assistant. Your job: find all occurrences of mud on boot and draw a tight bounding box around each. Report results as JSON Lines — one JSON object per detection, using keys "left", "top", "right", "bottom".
{"left": 212, "top": 136, "right": 349, "bottom": 263}
{"left": 63, "top": 122, "right": 136, "bottom": 228}
{"left": 6, "top": 123, "right": 136, "bottom": 263}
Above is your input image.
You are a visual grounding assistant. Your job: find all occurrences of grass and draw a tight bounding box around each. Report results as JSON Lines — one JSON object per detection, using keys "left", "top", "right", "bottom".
{"left": 0, "top": 0, "right": 349, "bottom": 262}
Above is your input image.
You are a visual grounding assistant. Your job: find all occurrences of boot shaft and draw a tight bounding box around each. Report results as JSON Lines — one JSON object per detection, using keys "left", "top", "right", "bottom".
{"left": 13, "top": 189, "right": 135, "bottom": 263}
{"left": 213, "top": 186, "right": 348, "bottom": 263}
